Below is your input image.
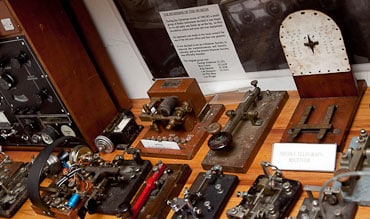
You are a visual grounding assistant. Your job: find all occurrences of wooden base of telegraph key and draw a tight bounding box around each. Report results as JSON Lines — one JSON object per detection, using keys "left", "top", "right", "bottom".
{"left": 133, "top": 164, "right": 191, "bottom": 219}
{"left": 135, "top": 78, "right": 224, "bottom": 159}
{"left": 202, "top": 90, "right": 288, "bottom": 173}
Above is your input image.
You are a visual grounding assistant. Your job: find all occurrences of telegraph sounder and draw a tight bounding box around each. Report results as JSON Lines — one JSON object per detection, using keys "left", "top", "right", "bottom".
{"left": 135, "top": 78, "right": 224, "bottom": 159}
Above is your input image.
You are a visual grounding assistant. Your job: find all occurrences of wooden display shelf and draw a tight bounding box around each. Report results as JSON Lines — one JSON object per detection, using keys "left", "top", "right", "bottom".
{"left": 4, "top": 89, "right": 370, "bottom": 219}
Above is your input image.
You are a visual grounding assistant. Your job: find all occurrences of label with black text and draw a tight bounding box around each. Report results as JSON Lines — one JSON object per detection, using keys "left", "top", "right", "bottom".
{"left": 160, "top": 4, "right": 245, "bottom": 81}
{"left": 271, "top": 143, "right": 336, "bottom": 172}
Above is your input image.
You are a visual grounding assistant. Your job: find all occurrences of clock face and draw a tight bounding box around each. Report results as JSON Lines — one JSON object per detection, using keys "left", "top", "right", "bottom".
{"left": 279, "top": 10, "right": 351, "bottom": 76}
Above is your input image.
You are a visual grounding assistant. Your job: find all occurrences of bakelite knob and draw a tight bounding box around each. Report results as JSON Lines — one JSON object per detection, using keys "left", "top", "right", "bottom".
{"left": 0, "top": 73, "right": 16, "bottom": 90}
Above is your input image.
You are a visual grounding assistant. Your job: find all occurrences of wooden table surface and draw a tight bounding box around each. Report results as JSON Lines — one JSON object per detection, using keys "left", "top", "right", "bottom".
{"left": 3, "top": 89, "right": 370, "bottom": 219}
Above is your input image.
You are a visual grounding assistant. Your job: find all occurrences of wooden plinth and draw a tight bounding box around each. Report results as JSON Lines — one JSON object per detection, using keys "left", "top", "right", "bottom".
{"left": 281, "top": 80, "right": 367, "bottom": 151}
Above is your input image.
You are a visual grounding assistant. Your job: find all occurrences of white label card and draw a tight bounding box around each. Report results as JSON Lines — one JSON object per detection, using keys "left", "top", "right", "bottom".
{"left": 114, "top": 117, "right": 131, "bottom": 133}
{"left": 271, "top": 143, "right": 337, "bottom": 172}
{"left": 140, "top": 139, "right": 180, "bottom": 150}
{"left": 160, "top": 4, "right": 245, "bottom": 81}
{"left": 1, "top": 18, "right": 14, "bottom": 31}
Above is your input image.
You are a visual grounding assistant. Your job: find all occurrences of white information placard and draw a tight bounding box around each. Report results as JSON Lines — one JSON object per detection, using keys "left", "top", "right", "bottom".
{"left": 140, "top": 139, "right": 180, "bottom": 150}
{"left": 271, "top": 143, "right": 337, "bottom": 172}
{"left": 1, "top": 18, "right": 14, "bottom": 31}
{"left": 160, "top": 4, "right": 245, "bottom": 81}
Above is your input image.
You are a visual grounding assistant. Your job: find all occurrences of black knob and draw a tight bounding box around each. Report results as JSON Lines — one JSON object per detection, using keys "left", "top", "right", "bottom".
{"left": 239, "top": 10, "right": 255, "bottom": 25}
{"left": 23, "top": 118, "right": 41, "bottom": 132}
{"left": 208, "top": 131, "right": 233, "bottom": 151}
{"left": 17, "top": 51, "right": 30, "bottom": 65}
{"left": 35, "top": 88, "right": 50, "bottom": 104}
{"left": 41, "top": 125, "right": 60, "bottom": 144}
{"left": 0, "top": 58, "right": 10, "bottom": 70}
{"left": 0, "top": 73, "right": 15, "bottom": 90}
{"left": 265, "top": 1, "right": 283, "bottom": 17}
{"left": 10, "top": 52, "right": 30, "bottom": 69}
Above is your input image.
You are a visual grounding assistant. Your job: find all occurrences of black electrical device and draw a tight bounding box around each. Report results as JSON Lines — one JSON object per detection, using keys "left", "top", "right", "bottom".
{"left": 0, "top": 37, "right": 81, "bottom": 148}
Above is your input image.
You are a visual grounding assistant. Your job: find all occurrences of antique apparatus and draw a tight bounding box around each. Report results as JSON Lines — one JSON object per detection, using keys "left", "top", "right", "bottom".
{"left": 27, "top": 137, "right": 152, "bottom": 219}
{"left": 226, "top": 161, "right": 301, "bottom": 219}
{"left": 0, "top": 0, "right": 124, "bottom": 150}
{"left": 279, "top": 10, "right": 367, "bottom": 150}
{"left": 207, "top": 80, "right": 263, "bottom": 151}
{"left": 140, "top": 95, "right": 194, "bottom": 132}
{"left": 167, "top": 165, "right": 239, "bottom": 219}
{"left": 202, "top": 81, "right": 288, "bottom": 172}
{"left": 0, "top": 151, "right": 32, "bottom": 218}
{"left": 123, "top": 162, "right": 191, "bottom": 219}
{"left": 0, "top": 37, "right": 83, "bottom": 148}
{"left": 334, "top": 129, "right": 370, "bottom": 206}
{"left": 136, "top": 78, "right": 224, "bottom": 159}
{"left": 94, "top": 110, "right": 143, "bottom": 153}
{"left": 294, "top": 185, "right": 357, "bottom": 219}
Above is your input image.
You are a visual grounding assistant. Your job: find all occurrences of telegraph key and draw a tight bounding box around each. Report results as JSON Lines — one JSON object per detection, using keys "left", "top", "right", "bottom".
{"left": 334, "top": 129, "right": 370, "bottom": 206}
{"left": 123, "top": 162, "right": 191, "bottom": 219}
{"left": 294, "top": 185, "right": 357, "bottom": 219}
{"left": 135, "top": 78, "right": 224, "bottom": 159}
{"left": 226, "top": 161, "right": 302, "bottom": 219}
{"left": 168, "top": 165, "right": 238, "bottom": 219}
{"left": 202, "top": 80, "right": 288, "bottom": 173}
{"left": 0, "top": 151, "right": 32, "bottom": 218}
{"left": 279, "top": 10, "right": 367, "bottom": 150}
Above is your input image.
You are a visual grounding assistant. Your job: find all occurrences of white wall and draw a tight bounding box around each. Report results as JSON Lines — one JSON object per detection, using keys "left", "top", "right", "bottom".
{"left": 83, "top": 0, "right": 153, "bottom": 99}
{"left": 83, "top": 0, "right": 370, "bottom": 99}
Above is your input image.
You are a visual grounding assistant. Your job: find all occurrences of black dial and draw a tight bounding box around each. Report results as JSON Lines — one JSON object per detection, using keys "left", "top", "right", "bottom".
{"left": 0, "top": 73, "right": 15, "bottom": 90}
{"left": 17, "top": 51, "right": 30, "bottom": 65}
{"left": 41, "top": 125, "right": 60, "bottom": 144}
